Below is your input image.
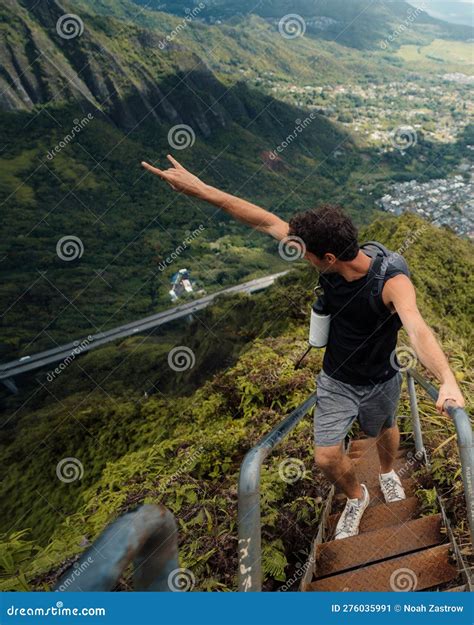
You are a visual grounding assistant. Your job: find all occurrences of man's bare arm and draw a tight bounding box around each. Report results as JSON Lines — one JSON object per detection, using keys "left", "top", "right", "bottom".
{"left": 383, "top": 274, "right": 465, "bottom": 413}
{"left": 141, "top": 155, "right": 289, "bottom": 241}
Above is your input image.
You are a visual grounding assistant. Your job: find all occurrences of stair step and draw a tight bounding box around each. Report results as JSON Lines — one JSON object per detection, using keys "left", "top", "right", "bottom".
{"left": 327, "top": 496, "right": 420, "bottom": 535}
{"left": 307, "top": 544, "right": 457, "bottom": 591}
{"left": 335, "top": 476, "right": 417, "bottom": 497}
{"left": 315, "top": 514, "right": 443, "bottom": 577}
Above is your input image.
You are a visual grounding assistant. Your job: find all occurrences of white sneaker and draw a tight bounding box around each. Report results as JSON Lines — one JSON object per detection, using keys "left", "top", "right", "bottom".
{"left": 334, "top": 484, "right": 370, "bottom": 540}
{"left": 379, "top": 469, "right": 406, "bottom": 503}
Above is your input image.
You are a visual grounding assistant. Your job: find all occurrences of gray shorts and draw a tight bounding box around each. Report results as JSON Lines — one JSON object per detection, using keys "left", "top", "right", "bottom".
{"left": 314, "top": 369, "right": 403, "bottom": 447}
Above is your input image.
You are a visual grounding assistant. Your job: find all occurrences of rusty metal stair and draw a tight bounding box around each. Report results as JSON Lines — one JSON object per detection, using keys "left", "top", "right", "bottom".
{"left": 302, "top": 437, "right": 461, "bottom": 592}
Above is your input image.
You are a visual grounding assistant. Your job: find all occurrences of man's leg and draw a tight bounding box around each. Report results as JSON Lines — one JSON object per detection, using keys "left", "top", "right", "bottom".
{"left": 358, "top": 372, "right": 405, "bottom": 502}
{"left": 376, "top": 423, "right": 406, "bottom": 502}
{"left": 376, "top": 423, "right": 400, "bottom": 473}
{"left": 314, "top": 443, "right": 364, "bottom": 500}
{"left": 314, "top": 371, "right": 370, "bottom": 538}
{"left": 315, "top": 443, "right": 370, "bottom": 540}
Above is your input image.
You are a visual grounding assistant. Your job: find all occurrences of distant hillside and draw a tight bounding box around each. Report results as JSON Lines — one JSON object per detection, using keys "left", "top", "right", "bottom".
{"left": 0, "top": 213, "right": 472, "bottom": 591}
{"left": 130, "top": 0, "right": 472, "bottom": 48}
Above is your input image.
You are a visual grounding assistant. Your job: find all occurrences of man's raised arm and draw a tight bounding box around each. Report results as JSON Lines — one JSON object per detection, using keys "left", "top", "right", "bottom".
{"left": 142, "top": 155, "right": 289, "bottom": 241}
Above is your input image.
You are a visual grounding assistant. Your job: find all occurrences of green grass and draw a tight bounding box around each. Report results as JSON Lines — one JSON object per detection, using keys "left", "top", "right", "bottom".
{"left": 397, "top": 39, "right": 474, "bottom": 74}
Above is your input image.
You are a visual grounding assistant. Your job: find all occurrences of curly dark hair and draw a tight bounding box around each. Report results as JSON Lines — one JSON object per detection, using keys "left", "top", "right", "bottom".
{"left": 288, "top": 203, "right": 359, "bottom": 261}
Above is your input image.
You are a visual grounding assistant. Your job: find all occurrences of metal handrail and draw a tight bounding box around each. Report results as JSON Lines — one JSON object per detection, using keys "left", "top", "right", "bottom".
{"left": 406, "top": 368, "right": 474, "bottom": 546}
{"left": 237, "top": 391, "right": 318, "bottom": 591}
{"left": 238, "top": 370, "right": 473, "bottom": 592}
{"left": 54, "top": 504, "right": 179, "bottom": 591}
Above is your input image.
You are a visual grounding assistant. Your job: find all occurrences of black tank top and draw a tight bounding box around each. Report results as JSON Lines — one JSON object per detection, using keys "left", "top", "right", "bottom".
{"left": 319, "top": 247, "right": 410, "bottom": 385}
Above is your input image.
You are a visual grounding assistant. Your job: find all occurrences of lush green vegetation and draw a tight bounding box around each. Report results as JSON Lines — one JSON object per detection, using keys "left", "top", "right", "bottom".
{"left": 1, "top": 213, "right": 472, "bottom": 591}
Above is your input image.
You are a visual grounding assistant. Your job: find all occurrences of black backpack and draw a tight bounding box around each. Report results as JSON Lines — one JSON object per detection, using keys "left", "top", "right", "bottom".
{"left": 360, "top": 240, "right": 399, "bottom": 318}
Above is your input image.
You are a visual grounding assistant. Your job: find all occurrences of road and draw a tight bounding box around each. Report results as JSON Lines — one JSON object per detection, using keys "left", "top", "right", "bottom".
{"left": 0, "top": 271, "right": 289, "bottom": 382}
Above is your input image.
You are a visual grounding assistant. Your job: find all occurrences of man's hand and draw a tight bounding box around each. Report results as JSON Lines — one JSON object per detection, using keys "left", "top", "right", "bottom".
{"left": 141, "top": 154, "right": 289, "bottom": 240}
{"left": 436, "top": 380, "right": 465, "bottom": 413}
{"left": 141, "top": 155, "right": 207, "bottom": 198}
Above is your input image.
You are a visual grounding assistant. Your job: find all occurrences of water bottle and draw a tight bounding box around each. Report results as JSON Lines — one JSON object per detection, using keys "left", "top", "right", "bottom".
{"left": 309, "top": 295, "right": 331, "bottom": 348}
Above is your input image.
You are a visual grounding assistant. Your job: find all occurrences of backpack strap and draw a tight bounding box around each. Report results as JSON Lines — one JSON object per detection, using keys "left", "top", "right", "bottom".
{"left": 361, "top": 241, "right": 390, "bottom": 318}
{"left": 361, "top": 240, "right": 391, "bottom": 256}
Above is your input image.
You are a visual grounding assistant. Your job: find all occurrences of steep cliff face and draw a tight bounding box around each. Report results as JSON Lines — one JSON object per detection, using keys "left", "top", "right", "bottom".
{"left": 0, "top": 0, "right": 234, "bottom": 131}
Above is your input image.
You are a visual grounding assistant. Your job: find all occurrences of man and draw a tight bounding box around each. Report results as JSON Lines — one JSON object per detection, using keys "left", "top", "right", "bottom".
{"left": 142, "top": 155, "right": 465, "bottom": 539}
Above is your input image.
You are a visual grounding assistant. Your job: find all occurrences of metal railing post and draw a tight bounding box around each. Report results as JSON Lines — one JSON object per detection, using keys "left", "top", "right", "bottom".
{"left": 54, "top": 504, "right": 179, "bottom": 591}
{"left": 406, "top": 371, "right": 426, "bottom": 460}
{"left": 238, "top": 447, "right": 265, "bottom": 592}
{"left": 408, "top": 368, "right": 474, "bottom": 547}
{"left": 237, "top": 392, "right": 318, "bottom": 591}
{"left": 446, "top": 402, "right": 474, "bottom": 547}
